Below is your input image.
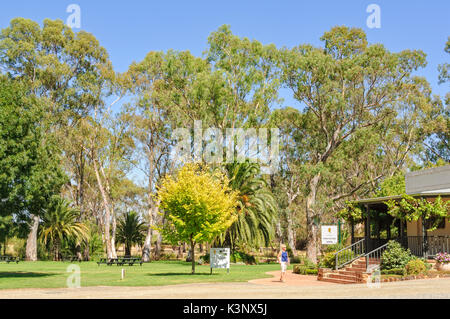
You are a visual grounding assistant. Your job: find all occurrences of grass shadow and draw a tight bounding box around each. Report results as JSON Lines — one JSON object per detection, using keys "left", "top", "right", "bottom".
{"left": 146, "top": 272, "right": 217, "bottom": 277}
{"left": 0, "top": 272, "right": 57, "bottom": 278}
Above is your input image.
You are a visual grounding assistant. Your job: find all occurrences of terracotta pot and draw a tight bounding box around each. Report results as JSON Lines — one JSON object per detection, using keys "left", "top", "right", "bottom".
{"left": 436, "top": 262, "right": 450, "bottom": 271}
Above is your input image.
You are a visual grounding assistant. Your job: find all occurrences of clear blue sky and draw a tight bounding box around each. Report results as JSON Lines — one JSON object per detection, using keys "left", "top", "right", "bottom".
{"left": 1, "top": 0, "right": 449, "bottom": 101}
{"left": 1, "top": 1, "right": 447, "bottom": 184}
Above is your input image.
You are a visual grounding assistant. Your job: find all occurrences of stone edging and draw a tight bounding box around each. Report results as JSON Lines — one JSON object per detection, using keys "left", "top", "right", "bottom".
{"left": 381, "top": 273, "right": 450, "bottom": 282}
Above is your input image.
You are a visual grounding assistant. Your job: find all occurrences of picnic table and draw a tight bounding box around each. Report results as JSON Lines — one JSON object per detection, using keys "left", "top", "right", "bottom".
{"left": 97, "top": 257, "right": 143, "bottom": 266}
{"left": 0, "top": 256, "right": 20, "bottom": 264}
{"left": 60, "top": 255, "right": 82, "bottom": 262}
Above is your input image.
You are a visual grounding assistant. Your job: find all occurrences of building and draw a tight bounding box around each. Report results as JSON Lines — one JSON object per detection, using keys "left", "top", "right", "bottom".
{"left": 350, "top": 165, "right": 450, "bottom": 258}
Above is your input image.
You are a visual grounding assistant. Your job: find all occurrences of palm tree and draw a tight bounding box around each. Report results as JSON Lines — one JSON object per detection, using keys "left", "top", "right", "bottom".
{"left": 116, "top": 211, "right": 146, "bottom": 257}
{"left": 39, "top": 197, "right": 88, "bottom": 261}
{"left": 217, "top": 161, "right": 278, "bottom": 251}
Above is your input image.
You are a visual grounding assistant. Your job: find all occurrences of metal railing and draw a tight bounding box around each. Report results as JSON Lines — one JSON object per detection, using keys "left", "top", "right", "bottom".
{"left": 334, "top": 238, "right": 365, "bottom": 270}
{"left": 365, "top": 242, "right": 388, "bottom": 271}
{"left": 353, "top": 236, "right": 450, "bottom": 258}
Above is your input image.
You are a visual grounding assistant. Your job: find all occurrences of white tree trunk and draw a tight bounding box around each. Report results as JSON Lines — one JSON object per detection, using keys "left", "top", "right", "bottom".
{"left": 142, "top": 207, "right": 153, "bottom": 262}
{"left": 25, "top": 215, "right": 40, "bottom": 261}
{"left": 306, "top": 174, "right": 321, "bottom": 263}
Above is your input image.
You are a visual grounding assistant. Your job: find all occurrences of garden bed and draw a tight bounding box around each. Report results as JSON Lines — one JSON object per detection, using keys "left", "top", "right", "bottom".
{"left": 379, "top": 271, "right": 450, "bottom": 282}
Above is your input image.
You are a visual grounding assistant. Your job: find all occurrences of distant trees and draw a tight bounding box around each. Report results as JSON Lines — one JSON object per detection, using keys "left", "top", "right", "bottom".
{"left": 0, "top": 18, "right": 447, "bottom": 262}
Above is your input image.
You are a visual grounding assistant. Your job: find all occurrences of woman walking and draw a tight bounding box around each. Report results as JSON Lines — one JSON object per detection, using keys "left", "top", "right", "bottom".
{"left": 277, "top": 245, "right": 289, "bottom": 282}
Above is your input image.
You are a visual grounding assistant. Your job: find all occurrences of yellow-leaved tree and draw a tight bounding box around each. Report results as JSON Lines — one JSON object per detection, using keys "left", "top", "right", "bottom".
{"left": 157, "top": 163, "right": 238, "bottom": 274}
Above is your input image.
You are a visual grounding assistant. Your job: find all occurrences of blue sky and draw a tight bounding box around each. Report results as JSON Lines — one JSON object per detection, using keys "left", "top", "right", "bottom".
{"left": 1, "top": 1, "right": 448, "bottom": 184}
{"left": 1, "top": 0, "right": 449, "bottom": 101}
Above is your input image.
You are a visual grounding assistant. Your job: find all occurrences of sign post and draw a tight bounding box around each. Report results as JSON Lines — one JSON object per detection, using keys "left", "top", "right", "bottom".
{"left": 321, "top": 225, "right": 338, "bottom": 245}
{"left": 210, "top": 248, "right": 230, "bottom": 274}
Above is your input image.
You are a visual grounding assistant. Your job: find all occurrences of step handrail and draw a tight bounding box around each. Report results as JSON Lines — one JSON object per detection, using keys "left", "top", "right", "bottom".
{"left": 364, "top": 242, "right": 389, "bottom": 271}
{"left": 334, "top": 238, "right": 366, "bottom": 270}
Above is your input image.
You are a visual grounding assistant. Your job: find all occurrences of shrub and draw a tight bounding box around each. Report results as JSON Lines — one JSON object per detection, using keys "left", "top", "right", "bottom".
{"left": 199, "top": 253, "right": 210, "bottom": 264}
{"left": 405, "top": 259, "right": 427, "bottom": 275}
{"left": 380, "top": 240, "right": 414, "bottom": 270}
{"left": 293, "top": 265, "right": 318, "bottom": 275}
{"left": 380, "top": 268, "right": 406, "bottom": 276}
{"left": 305, "top": 268, "right": 319, "bottom": 275}
{"left": 159, "top": 252, "right": 177, "bottom": 260}
{"left": 319, "top": 249, "right": 355, "bottom": 269}
{"left": 319, "top": 251, "right": 337, "bottom": 269}
{"left": 300, "top": 256, "right": 317, "bottom": 268}
{"left": 231, "top": 251, "right": 256, "bottom": 265}
{"left": 290, "top": 256, "right": 301, "bottom": 264}
{"left": 324, "top": 243, "right": 345, "bottom": 253}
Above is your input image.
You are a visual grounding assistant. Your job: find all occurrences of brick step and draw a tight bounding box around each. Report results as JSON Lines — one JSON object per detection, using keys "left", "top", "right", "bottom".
{"left": 338, "top": 270, "right": 361, "bottom": 276}
{"left": 327, "top": 273, "right": 359, "bottom": 281}
{"left": 345, "top": 268, "right": 367, "bottom": 273}
{"left": 355, "top": 258, "right": 380, "bottom": 263}
{"left": 319, "top": 277, "right": 359, "bottom": 284}
{"left": 346, "top": 265, "right": 366, "bottom": 271}
{"left": 353, "top": 262, "right": 379, "bottom": 267}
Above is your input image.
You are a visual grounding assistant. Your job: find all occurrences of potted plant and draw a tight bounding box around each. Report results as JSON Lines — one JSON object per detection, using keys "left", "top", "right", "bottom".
{"left": 434, "top": 252, "right": 450, "bottom": 271}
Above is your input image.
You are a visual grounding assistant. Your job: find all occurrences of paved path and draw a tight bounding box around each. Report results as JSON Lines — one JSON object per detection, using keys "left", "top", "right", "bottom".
{"left": 1, "top": 271, "right": 449, "bottom": 299}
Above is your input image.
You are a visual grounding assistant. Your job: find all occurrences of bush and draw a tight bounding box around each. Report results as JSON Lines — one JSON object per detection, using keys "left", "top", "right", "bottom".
{"left": 231, "top": 251, "right": 256, "bottom": 265}
{"left": 305, "top": 268, "right": 318, "bottom": 275}
{"left": 319, "top": 249, "right": 355, "bottom": 269}
{"left": 159, "top": 252, "right": 177, "bottom": 260}
{"left": 199, "top": 253, "right": 210, "bottom": 264}
{"left": 405, "top": 259, "right": 427, "bottom": 275}
{"left": 324, "top": 243, "right": 345, "bottom": 253}
{"left": 300, "top": 255, "right": 317, "bottom": 268}
{"left": 290, "top": 256, "right": 301, "bottom": 264}
{"left": 319, "top": 251, "right": 337, "bottom": 269}
{"left": 293, "top": 265, "right": 318, "bottom": 275}
{"left": 381, "top": 241, "right": 414, "bottom": 270}
{"left": 380, "top": 268, "right": 406, "bottom": 276}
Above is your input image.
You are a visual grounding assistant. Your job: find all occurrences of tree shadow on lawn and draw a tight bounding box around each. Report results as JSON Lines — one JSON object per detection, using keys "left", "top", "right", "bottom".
{"left": 146, "top": 272, "right": 216, "bottom": 277}
{"left": 0, "top": 272, "right": 57, "bottom": 278}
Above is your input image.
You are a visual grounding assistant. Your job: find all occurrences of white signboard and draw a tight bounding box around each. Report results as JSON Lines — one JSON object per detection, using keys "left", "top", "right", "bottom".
{"left": 321, "top": 225, "right": 338, "bottom": 245}
{"left": 210, "top": 248, "right": 230, "bottom": 273}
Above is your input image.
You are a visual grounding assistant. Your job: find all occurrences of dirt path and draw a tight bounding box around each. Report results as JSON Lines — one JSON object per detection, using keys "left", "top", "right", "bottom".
{"left": 1, "top": 271, "right": 450, "bottom": 299}
{"left": 248, "top": 270, "right": 334, "bottom": 286}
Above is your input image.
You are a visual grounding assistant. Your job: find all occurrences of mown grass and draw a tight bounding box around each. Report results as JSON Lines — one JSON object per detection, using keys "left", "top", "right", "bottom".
{"left": 0, "top": 261, "right": 284, "bottom": 290}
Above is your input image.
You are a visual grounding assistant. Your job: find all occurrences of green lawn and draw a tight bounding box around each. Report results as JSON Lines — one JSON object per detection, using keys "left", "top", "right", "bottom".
{"left": 0, "top": 261, "right": 285, "bottom": 290}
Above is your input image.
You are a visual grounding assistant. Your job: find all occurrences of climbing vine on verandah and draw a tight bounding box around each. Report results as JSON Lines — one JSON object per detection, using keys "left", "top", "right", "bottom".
{"left": 336, "top": 202, "right": 365, "bottom": 223}
{"left": 385, "top": 195, "right": 450, "bottom": 231}
{"left": 337, "top": 196, "right": 450, "bottom": 232}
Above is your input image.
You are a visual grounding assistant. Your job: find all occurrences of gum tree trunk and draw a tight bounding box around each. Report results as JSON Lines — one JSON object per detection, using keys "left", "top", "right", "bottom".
{"left": 306, "top": 174, "right": 321, "bottom": 264}
{"left": 25, "top": 214, "right": 40, "bottom": 261}
{"left": 190, "top": 235, "right": 196, "bottom": 274}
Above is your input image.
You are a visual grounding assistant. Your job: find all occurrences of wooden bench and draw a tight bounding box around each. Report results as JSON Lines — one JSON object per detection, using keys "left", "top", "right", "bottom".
{"left": 0, "top": 256, "right": 20, "bottom": 264}
{"left": 118, "top": 257, "right": 143, "bottom": 266}
{"left": 61, "top": 256, "right": 82, "bottom": 262}
{"left": 97, "top": 257, "right": 143, "bottom": 266}
{"left": 97, "top": 258, "right": 116, "bottom": 266}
